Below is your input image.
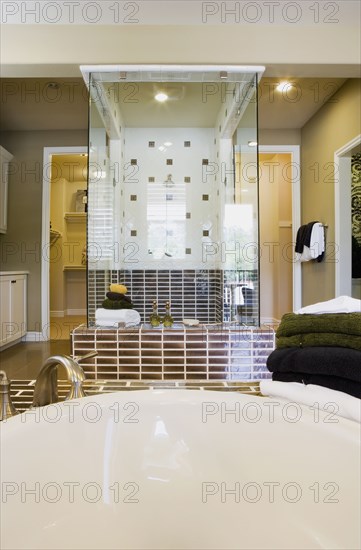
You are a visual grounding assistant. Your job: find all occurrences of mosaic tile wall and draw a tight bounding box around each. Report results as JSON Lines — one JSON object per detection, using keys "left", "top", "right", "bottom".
{"left": 222, "top": 269, "right": 259, "bottom": 324}
{"left": 116, "top": 269, "right": 223, "bottom": 324}
{"left": 88, "top": 268, "right": 259, "bottom": 326}
{"left": 89, "top": 269, "right": 223, "bottom": 324}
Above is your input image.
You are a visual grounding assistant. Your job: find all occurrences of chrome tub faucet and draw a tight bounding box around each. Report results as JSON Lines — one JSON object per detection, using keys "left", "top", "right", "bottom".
{"left": 32, "top": 354, "right": 87, "bottom": 407}
{"left": 32, "top": 352, "right": 97, "bottom": 407}
{"left": 0, "top": 371, "right": 19, "bottom": 421}
{"left": 0, "top": 352, "right": 96, "bottom": 419}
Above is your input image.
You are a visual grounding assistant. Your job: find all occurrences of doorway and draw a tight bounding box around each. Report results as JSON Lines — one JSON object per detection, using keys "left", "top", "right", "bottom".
{"left": 41, "top": 147, "right": 87, "bottom": 340}
{"left": 259, "top": 146, "right": 301, "bottom": 322}
{"left": 334, "top": 134, "right": 361, "bottom": 299}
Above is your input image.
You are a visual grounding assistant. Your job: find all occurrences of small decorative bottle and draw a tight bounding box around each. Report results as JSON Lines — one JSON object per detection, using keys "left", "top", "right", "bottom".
{"left": 163, "top": 301, "right": 174, "bottom": 327}
{"left": 149, "top": 300, "right": 161, "bottom": 327}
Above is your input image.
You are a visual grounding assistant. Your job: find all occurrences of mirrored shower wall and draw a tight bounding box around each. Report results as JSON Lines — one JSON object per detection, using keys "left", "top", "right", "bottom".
{"left": 85, "top": 66, "right": 262, "bottom": 326}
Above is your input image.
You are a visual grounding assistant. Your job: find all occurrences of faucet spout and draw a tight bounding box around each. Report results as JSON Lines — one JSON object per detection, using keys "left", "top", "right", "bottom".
{"left": 0, "top": 371, "right": 19, "bottom": 421}
{"left": 32, "top": 355, "right": 87, "bottom": 408}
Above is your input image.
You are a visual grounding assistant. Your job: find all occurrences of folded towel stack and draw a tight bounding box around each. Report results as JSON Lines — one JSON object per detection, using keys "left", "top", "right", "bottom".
{"left": 266, "top": 298, "right": 361, "bottom": 399}
{"left": 95, "top": 283, "right": 141, "bottom": 327}
{"left": 95, "top": 308, "right": 141, "bottom": 328}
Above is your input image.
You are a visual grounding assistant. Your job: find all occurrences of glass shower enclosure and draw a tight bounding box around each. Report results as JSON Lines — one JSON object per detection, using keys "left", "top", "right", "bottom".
{"left": 82, "top": 65, "right": 264, "bottom": 327}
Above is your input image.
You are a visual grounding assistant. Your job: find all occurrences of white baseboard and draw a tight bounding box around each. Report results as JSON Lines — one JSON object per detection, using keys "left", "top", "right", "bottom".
{"left": 50, "top": 311, "right": 65, "bottom": 318}
{"left": 50, "top": 309, "right": 86, "bottom": 317}
{"left": 260, "top": 317, "right": 281, "bottom": 326}
{"left": 25, "top": 332, "right": 48, "bottom": 342}
{"left": 66, "top": 309, "right": 87, "bottom": 316}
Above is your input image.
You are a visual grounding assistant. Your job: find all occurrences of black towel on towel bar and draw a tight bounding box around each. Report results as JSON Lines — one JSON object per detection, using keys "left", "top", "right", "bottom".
{"left": 295, "top": 221, "right": 318, "bottom": 253}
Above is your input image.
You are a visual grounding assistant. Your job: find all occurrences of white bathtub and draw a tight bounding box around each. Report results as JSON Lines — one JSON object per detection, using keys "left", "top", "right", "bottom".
{"left": 1, "top": 390, "right": 360, "bottom": 550}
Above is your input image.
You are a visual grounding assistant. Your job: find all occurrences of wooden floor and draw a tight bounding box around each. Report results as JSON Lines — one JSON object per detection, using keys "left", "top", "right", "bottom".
{"left": 0, "top": 316, "right": 86, "bottom": 379}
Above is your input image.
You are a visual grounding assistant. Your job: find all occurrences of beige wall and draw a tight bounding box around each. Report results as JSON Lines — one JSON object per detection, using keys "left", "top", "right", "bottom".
{"left": 301, "top": 79, "right": 361, "bottom": 306}
{"left": 259, "top": 129, "right": 301, "bottom": 146}
{"left": 0, "top": 130, "right": 87, "bottom": 330}
{"left": 2, "top": 24, "right": 360, "bottom": 78}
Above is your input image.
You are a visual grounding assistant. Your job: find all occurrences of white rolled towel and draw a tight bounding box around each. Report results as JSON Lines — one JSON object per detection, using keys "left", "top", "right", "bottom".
{"left": 260, "top": 379, "right": 361, "bottom": 423}
{"left": 95, "top": 308, "right": 141, "bottom": 327}
{"left": 295, "top": 295, "right": 361, "bottom": 314}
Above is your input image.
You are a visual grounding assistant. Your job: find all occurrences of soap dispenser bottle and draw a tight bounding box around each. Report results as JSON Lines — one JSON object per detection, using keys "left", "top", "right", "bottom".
{"left": 149, "top": 300, "right": 161, "bottom": 327}
{"left": 163, "top": 301, "right": 174, "bottom": 327}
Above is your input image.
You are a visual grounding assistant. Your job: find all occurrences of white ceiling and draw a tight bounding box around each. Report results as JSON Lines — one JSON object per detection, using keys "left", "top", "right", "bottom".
{"left": 0, "top": 76, "right": 349, "bottom": 132}
{"left": 117, "top": 82, "right": 223, "bottom": 128}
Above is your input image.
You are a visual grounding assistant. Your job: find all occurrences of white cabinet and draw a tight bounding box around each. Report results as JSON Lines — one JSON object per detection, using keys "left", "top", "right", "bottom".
{"left": 0, "top": 146, "right": 13, "bottom": 234}
{"left": 0, "top": 272, "right": 27, "bottom": 348}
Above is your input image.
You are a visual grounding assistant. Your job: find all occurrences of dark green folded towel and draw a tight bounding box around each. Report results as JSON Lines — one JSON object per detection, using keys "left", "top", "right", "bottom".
{"left": 102, "top": 298, "right": 133, "bottom": 310}
{"left": 276, "top": 333, "right": 361, "bottom": 351}
{"left": 106, "top": 292, "right": 131, "bottom": 302}
{"left": 277, "top": 312, "right": 361, "bottom": 338}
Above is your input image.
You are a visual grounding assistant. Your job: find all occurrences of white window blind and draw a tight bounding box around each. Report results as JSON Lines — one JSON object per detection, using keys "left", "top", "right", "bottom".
{"left": 88, "top": 178, "right": 115, "bottom": 269}
{"left": 147, "top": 182, "right": 186, "bottom": 258}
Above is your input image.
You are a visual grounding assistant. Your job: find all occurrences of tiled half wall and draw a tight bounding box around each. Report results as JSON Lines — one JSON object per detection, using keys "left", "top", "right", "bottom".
{"left": 72, "top": 325, "right": 274, "bottom": 381}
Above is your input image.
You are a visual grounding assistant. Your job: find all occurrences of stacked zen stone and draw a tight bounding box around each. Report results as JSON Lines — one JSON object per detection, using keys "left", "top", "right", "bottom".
{"left": 102, "top": 284, "right": 134, "bottom": 310}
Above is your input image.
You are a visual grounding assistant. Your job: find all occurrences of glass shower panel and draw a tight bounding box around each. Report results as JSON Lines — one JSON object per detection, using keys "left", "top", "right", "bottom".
{"left": 86, "top": 68, "right": 260, "bottom": 327}
{"left": 222, "top": 77, "right": 259, "bottom": 325}
{"left": 87, "top": 77, "right": 121, "bottom": 325}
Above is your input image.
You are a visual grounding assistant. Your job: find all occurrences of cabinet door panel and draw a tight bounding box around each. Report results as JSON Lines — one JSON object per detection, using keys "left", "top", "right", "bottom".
{"left": 0, "top": 278, "right": 11, "bottom": 345}
{"left": 0, "top": 275, "right": 27, "bottom": 346}
{"left": 10, "top": 277, "right": 26, "bottom": 340}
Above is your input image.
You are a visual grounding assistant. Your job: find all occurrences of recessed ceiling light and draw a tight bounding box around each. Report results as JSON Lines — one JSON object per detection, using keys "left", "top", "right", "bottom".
{"left": 155, "top": 92, "right": 168, "bottom": 102}
{"left": 248, "top": 141, "right": 258, "bottom": 147}
{"left": 276, "top": 81, "right": 294, "bottom": 93}
{"left": 158, "top": 146, "right": 166, "bottom": 152}
{"left": 164, "top": 142, "right": 172, "bottom": 147}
